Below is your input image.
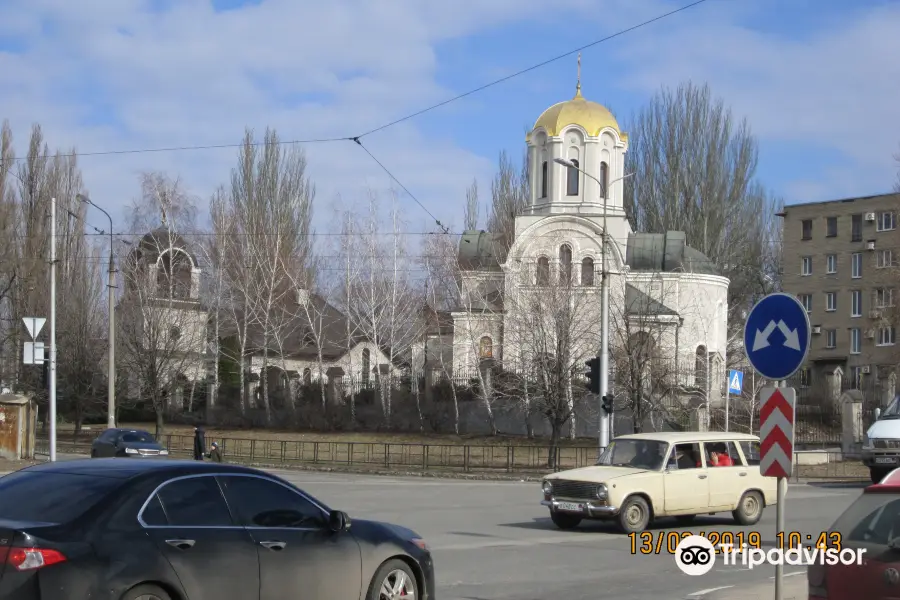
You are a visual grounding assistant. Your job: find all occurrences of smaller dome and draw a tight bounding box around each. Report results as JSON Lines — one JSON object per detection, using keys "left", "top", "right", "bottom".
{"left": 532, "top": 89, "right": 621, "bottom": 138}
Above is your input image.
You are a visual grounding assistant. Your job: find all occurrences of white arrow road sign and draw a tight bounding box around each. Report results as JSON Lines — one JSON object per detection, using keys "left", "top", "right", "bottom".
{"left": 22, "top": 317, "right": 46, "bottom": 340}
{"left": 752, "top": 319, "right": 801, "bottom": 352}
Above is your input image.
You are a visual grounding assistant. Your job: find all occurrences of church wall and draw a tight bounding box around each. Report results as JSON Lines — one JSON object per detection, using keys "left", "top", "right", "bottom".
{"left": 450, "top": 312, "right": 502, "bottom": 374}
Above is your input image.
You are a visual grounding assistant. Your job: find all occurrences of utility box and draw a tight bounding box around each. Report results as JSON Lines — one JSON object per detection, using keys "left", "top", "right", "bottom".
{"left": 0, "top": 393, "right": 37, "bottom": 460}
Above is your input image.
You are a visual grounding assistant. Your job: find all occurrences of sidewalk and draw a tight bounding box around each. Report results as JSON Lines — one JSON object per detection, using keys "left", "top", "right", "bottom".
{"left": 701, "top": 574, "right": 806, "bottom": 599}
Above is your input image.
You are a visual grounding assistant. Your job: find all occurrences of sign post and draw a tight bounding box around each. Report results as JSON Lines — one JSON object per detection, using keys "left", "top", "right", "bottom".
{"left": 743, "top": 293, "right": 810, "bottom": 600}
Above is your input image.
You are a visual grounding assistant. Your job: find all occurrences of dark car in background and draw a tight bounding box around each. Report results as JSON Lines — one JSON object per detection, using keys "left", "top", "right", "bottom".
{"left": 91, "top": 428, "right": 169, "bottom": 458}
{"left": 0, "top": 459, "right": 433, "bottom": 600}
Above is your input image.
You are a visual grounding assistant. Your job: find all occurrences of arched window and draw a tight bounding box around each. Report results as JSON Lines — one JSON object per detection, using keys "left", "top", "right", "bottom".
{"left": 540, "top": 161, "right": 548, "bottom": 198}
{"left": 566, "top": 159, "right": 579, "bottom": 196}
{"left": 581, "top": 257, "right": 595, "bottom": 286}
{"left": 157, "top": 249, "right": 192, "bottom": 299}
{"left": 303, "top": 368, "right": 311, "bottom": 385}
{"left": 536, "top": 257, "right": 550, "bottom": 286}
{"left": 695, "top": 345, "right": 707, "bottom": 390}
{"left": 479, "top": 336, "right": 493, "bottom": 359}
{"left": 599, "top": 162, "right": 609, "bottom": 199}
{"left": 559, "top": 244, "right": 572, "bottom": 285}
{"left": 361, "top": 348, "right": 371, "bottom": 387}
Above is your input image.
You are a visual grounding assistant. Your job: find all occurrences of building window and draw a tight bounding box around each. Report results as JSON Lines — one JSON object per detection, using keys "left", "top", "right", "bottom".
{"left": 599, "top": 162, "right": 609, "bottom": 199}
{"left": 536, "top": 257, "right": 550, "bottom": 286}
{"left": 361, "top": 348, "right": 371, "bottom": 387}
{"left": 825, "top": 329, "right": 837, "bottom": 349}
{"left": 877, "top": 212, "right": 896, "bottom": 232}
{"left": 825, "top": 292, "right": 836, "bottom": 312}
{"left": 826, "top": 254, "right": 836, "bottom": 273}
{"left": 875, "top": 288, "right": 895, "bottom": 308}
{"left": 852, "top": 214, "right": 863, "bottom": 242}
{"left": 851, "top": 253, "right": 862, "bottom": 278}
{"left": 540, "top": 161, "right": 548, "bottom": 198}
{"left": 799, "top": 294, "right": 812, "bottom": 312}
{"left": 581, "top": 257, "right": 595, "bottom": 286}
{"left": 851, "top": 290, "right": 862, "bottom": 317}
{"left": 801, "top": 256, "right": 812, "bottom": 276}
{"left": 850, "top": 366, "right": 863, "bottom": 389}
{"left": 559, "top": 244, "right": 573, "bottom": 285}
{"left": 826, "top": 217, "right": 837, "bottom": 237}
{"left": 801, "top": 219, "right": 812, "bottom": 240}
{"left": 303, "top": 368, "right": 311, "bottom": 385}
{"left": 799, "top": 368, "right": 811, "bottom": 387}
{"left": 566, "top": 159, "right": 579, "bottom": 196}
{"left": 479, "top": 336, "right": 493, "bottom": 358}
{"left": 170, "top": 326, "right": 181, "bottom": 341}
{"left": 851, "top": 328, "right": 861, "bottom": 354}
{"left": 877, "top": 249, "right": 895, "bottom": 268}
{"left": 878, "top": 327, "right": 896, "bottom": 346}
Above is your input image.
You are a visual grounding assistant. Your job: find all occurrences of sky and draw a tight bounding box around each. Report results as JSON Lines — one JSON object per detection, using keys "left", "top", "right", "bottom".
{"left": 1, "top": 0, "right": 899, "bottom": 239}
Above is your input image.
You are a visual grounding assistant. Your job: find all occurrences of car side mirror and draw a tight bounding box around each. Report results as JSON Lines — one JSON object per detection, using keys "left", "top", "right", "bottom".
{"left": 328, "top": 510, "right": 351, "bottom": 533}
{"left": 876, "top": 408, "right": 882, "bottom": 420}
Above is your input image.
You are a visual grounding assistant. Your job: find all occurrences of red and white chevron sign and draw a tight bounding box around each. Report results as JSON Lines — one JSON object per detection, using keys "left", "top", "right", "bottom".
{"left": 759, "top": 387, "right": 796, "bottom": 478}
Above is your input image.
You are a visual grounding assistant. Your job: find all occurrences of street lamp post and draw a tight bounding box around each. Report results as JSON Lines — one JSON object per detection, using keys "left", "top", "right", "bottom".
{"left": 554, "top": 158, "right": 632, "bottom": 450}
{"left": 77, "top": 194, "right": 116, "bottom": 429}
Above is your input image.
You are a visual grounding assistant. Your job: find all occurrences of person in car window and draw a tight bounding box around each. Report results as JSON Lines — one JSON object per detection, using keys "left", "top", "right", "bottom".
{"left": 708, "top": 444, "right": 733, "bottom": 466}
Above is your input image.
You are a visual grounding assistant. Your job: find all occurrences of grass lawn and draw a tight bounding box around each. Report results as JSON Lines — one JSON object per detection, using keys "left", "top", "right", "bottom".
{"left": 56, "top": 422, "right": 600, "bottom": 447}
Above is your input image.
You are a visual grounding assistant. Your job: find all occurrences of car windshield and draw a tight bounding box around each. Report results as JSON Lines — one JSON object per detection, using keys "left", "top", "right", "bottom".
{"left": 597, "top": 439, "right": 667, "bottom": 470}
{"left": 121, "top": 431, "right": 155, "bottom": 443}
{"left": 0, "top": 471, "right": 125, "bottom": 523}
{"left": 880, "top": 396, "right": 900, "bottom": 420}
{"left": 830, "top": 492, "right": 900, "bottom": 551}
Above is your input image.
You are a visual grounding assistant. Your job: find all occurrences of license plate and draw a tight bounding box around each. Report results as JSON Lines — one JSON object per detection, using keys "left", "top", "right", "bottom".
{"left": 556, "top": 502, "right": 584, "bottom": 512}
{"left": 875, "top": 457, "right": 897, "bottom": 464}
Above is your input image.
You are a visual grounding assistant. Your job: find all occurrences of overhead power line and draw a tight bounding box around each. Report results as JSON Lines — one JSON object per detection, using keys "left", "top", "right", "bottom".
{"left": 1, "top": 0, "right": 710, "bottom": 163}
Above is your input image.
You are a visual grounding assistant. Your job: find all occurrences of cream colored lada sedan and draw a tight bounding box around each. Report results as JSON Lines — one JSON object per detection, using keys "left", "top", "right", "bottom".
{"left": 540, "top": 432, "right": 778, "bottom": 533}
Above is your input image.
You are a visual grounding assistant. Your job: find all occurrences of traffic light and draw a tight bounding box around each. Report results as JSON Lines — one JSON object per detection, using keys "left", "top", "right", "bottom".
{"left": 585, "top": 358, "right": 600, "bottom": 394}
{"left": 601, "top": 394, "right": 614, "bottom": 414}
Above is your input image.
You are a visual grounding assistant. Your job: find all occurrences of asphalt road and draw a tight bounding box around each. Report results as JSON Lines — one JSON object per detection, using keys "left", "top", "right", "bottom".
{"left": 269, "top": 470, "right": 861, "bottom": 600}
{"left": 20, "top": 456, "right": 862, "bottom": 599}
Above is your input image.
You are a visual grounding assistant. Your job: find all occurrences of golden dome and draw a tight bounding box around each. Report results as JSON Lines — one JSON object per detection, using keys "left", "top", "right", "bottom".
{"left": 532, "top": 88, "right": 622, "bottom": 138}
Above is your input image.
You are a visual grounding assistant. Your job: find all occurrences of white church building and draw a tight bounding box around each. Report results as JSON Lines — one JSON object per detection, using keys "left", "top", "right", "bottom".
{"left": 446, "top": 75, "right": 730, "bottom": 409}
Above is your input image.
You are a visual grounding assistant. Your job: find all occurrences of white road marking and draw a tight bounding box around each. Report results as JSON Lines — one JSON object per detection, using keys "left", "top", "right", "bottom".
{"left": 687, "top": 586, "right": 734, "bottom": 597}
{"left": 769, "top": 571, "right": 805, "bottom": 579}
{"left": 431, "top": 533, "right": 624, "bottom": 551}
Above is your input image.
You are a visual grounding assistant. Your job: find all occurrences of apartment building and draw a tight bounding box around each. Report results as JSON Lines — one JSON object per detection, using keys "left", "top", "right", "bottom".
{"left": 780, "top": 192, "right": 899, "bottom": 392}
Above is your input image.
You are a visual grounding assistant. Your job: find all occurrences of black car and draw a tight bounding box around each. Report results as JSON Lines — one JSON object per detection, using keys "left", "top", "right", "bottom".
{"left": 91, "top": 428, "right": 169, "bottom": 458}
{"left": 0, "top": 459, "right": 434, "bottom": 600}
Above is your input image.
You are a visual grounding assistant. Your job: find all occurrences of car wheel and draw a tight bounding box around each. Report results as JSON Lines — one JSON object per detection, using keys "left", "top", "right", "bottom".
{"left": 870, "top": 468, "right": 887, "bottom": 484}
{"left": 675, "top": 514, "right": 696, "bottom": 525}
{"left": 550, "top": 509, "right": 582, "bottom": 530}
{"left": 732, "top": 491, "right": 763, "bottom": 526}
{"left": 90, "top": 449, "right": 97, "bottom": 458}
{"left": 618, "top": 495, "right": 651, "bottom": 534}
{"left": 120, "top": 583, "right": 172, "bottom": 600}
{"left": 367, "top": 558, "right": 418, "bottom": 600}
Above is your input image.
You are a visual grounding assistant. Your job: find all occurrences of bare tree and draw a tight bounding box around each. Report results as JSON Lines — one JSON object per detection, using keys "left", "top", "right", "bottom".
{"left": 464, "top": 179, "right": 480, "bottom": 231}
{"left": 503, "top": 242, "right": 601, "bottom": 465}
{"left": 486, "top": 150, "right": 529, "bottom": 258}
{"left": 894, "top": 144, "right": 900, "bottom": 193}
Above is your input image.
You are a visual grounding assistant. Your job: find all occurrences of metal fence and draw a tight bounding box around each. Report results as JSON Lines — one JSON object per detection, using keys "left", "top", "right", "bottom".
{"left": 34, "top": 434, "right": 871, "bottom": 481}
{"left": 34, "top": 434, "right": 599, "bottom": 473}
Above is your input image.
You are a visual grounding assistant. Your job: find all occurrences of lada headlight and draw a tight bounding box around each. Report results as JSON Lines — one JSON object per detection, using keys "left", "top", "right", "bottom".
{"left": 596, "top": 484, "right": 608, "bottom": 499}
{"left": 542, "top": 480, "right": 553, "bottom": 494}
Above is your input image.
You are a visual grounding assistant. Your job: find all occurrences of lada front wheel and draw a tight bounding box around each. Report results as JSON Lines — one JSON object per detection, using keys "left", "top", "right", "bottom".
{"left": 617, "top": 496, "right": 650, "bottom": 534}
{"left": 550, "top": 509, "right": 582, "bottom": 530}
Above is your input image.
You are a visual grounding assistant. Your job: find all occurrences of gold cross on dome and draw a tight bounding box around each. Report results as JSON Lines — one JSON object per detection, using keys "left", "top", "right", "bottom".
{"left": 576, "top": 53, "right": 582, "bottom": 96}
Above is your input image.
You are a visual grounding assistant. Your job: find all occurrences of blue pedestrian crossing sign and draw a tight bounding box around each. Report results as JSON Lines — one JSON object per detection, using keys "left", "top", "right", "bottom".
{"left": 728, "top": 370, "right": 743, "bottom": 395}
{"left": 743, "top": 292, "right": 811, "bottom": 381}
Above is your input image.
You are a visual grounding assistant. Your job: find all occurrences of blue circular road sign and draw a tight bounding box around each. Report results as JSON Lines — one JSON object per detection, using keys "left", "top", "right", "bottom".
{"left": 743, "top": 292, "right": 811, "bottom": 381}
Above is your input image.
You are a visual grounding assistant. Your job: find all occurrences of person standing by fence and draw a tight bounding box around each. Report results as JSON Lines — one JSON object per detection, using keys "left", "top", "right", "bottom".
{"left": 206, "top": 441, "right": 223, "bottom": 462}
{"left": 193, "top": 426, "right": 205, "bottom": 461}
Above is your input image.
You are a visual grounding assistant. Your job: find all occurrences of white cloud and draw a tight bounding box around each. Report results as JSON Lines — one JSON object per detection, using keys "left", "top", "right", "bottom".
{"left": 0, "top": 0, "right": 590, "bottom": 236}
{"left": 611, "top": 1, "right": 900, "bottom": 202}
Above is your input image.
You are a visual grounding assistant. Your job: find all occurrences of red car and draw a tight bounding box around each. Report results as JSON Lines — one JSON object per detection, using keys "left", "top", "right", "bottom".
{"left": 809, "top": 469, "right": 900, "bottom": 599}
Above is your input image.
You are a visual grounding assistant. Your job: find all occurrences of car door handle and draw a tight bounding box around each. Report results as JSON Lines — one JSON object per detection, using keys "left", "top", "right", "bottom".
{"left": 165, "top": 539, "right": 195, "bottom": 550}
{"left": 259, "top": 540, "right": 287, "bottom": 551}
{"left": 698, "top": 474, "right": 707, "bottom": 479}
{"left": 739, "top": 471, "right": 748, "bottom": 476}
